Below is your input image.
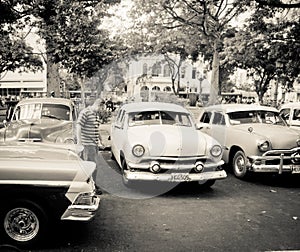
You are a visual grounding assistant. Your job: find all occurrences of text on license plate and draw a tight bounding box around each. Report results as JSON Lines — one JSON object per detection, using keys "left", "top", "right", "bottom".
{"left": 291, "top": 165, "right": 300, "bottom": 174}
{"left": 169, "top": 173, "right": 191, "bottom": 182}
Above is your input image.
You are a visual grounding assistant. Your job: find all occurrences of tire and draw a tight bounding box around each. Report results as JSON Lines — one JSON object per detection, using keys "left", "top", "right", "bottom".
{"left": 121, "top": 157, "right": 134, "bottom": 187}
{"left": 198, "top": 179, "right": 216, "bottom": 188}
{"left": 232, "top": 150, "right": 248, "bottom": 178}
{"left": 0, "top": 199, "right": 48, "bottom": 248}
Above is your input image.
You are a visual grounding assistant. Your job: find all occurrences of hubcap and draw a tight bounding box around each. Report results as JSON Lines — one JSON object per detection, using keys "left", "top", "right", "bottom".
{"left": 236, "top": 156, "right": 245, "bottom": 173}
{"left": 4, "top": 207, "right": 39, "bottom": 242}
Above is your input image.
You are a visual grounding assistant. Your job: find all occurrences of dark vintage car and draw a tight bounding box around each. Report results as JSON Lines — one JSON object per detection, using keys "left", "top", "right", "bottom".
{"left": 0, "top": 98, "right": 77, "bottom": 144}
{"left": 0, "top": 143, "right": 101, "bottom": 248}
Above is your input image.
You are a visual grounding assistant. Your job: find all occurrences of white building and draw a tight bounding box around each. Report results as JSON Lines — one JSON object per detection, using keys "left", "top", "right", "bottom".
{"left": 0, "top": 70, "right": 47, "bottom": 98}
{"left": 125, "top": 54, "right": 210, "bottom": 103}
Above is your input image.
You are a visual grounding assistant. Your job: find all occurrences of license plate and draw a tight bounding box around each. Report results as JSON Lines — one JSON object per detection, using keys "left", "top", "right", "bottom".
{"left": 291, "top": 165, "right": 300, "bottom": 174}
{"left": 169, "top": 173, "right": 191, "bottom": 182}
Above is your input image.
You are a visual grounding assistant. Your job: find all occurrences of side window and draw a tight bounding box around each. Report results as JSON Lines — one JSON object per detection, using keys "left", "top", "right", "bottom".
{"left": 212, "top": 112, "right": 225, "bottom": 125}
{"left": 292, "top": 109, "right": 300, "bottom": 121}
{"left": 115, "top": 109, "right": 125, "bottom": 128}
{"left": 279, "top": 108, "right": 290, "bottom": 121}
{"left": 200, "top": 112, "right": 212, "bottom": 124}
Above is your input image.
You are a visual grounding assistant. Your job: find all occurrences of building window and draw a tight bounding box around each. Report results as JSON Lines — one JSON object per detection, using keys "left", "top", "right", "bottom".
{"left": 152, "top": 62, "right": 161, "bottom": 76}
{"left": 141, "top": 86, "right": 149, "bottom": 91}
{"left": 192, "top": 67, "right": 197, "bottom": 79}
{"left": 143, "top": 63, "right": 147, "bottom": 75}
{"left": 163, "top": 64, "right": 170, "bottom": 77}
{"left": 163, "top": 86, "right": 172, "bottom": 92}
{"left": 152, "top": 86, "right": 160, "bottom": 91}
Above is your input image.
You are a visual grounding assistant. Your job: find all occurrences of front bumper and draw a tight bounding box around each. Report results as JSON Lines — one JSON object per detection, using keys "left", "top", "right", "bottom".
{"left": 61, "top": 192, "right": 101, "bottom": 221}
{"left": 248, "top": 147, "right": 300, "bottom": 174}
{"left": 124, "top": 160, "right": 226, "bottom": 182}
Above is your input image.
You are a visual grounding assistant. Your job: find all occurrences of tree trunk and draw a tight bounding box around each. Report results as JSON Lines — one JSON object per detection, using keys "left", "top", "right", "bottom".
{"left": 209, "top": 40, "right": 220, "bottom": 104}
{"left": 47, "top": 58, "right": 60, "bottom": 97}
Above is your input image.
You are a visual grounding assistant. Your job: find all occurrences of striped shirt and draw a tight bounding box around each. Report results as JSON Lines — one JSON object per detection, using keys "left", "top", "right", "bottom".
{"left": 77, "top": 107, "right": 100, "bottom": 146}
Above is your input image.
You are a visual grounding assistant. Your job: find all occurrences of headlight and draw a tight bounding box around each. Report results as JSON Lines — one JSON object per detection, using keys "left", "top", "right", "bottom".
{"left": 132, "top": 144, "right": 145, "bottom": 157}
{"left": 64, "top": 138, "right": 75, "bottom": 144}
{"left": 297, "top": 139, "right": 300, "bottom": 147}
{"left": 257, "top": 140, "right": 270, "bottom": 152}
{"left": 210, "top": 145, "right": 222, "bottom": 157}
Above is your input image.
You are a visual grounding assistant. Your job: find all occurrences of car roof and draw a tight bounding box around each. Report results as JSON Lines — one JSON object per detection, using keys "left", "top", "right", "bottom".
{"left": 279, "top": 102, "right": 300, "bottom": 110}
{"left": 17, "top": 97, "right": 73, "bottom": 106}
{"left": 120, "top": 102, "right": 189, "bottom": 113}
{"left": 203, "top": 104, "right": 279, "bottom": 113}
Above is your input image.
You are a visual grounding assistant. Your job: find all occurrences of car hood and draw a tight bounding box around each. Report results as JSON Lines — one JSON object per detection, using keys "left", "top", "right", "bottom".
{"left": 234, "top": 124, "right": 300, "bottom": 149}
{"left": 0, "top": 119, "right": 74, "bottom": 143}
{"left": 127, "top": 125, "right": 209, "bottom": 157}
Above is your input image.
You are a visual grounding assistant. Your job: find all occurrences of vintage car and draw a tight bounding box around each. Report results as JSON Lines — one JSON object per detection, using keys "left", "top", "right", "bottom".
{"left": 0, "top": 97, "right": 77, "bottom": 144}
{"left": 110, "top": 102, "right": 226, "bottom": 187}
{"left": 196, "top": 104, "right": 300, "bottom": 178}
{"left": 0, "top": 142, "right": 101, "bottom": 248}
{"left": 279, "top": 102, "right": 300, "bottom": 129}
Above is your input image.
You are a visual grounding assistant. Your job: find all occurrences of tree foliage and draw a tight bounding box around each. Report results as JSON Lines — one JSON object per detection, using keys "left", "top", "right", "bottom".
{"left": 1, "top": 0, "right": 123, "bottom": 95}
{"left": 221, "top": 4, "right": 300, "bottom": 103}
{"left": 126, "top": 0, "right": 249, "bottom": 103}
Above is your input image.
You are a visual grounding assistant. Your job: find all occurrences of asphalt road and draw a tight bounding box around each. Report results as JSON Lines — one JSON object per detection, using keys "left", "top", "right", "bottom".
{"left": 24, "top": 150, "right": 300, "bottom": 252}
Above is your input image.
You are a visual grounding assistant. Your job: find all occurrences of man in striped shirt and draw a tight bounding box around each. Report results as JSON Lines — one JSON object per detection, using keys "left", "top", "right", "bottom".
{"left": 77, "top": 98, "right": 104, "bottom": 190}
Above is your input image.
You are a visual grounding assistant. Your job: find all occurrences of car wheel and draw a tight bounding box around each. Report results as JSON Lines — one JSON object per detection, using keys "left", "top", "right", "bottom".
{"left": 198, "top": 179, "right": 216, "bottom": 188}
{"left": 232, "top": 150, "right": 248, "bottom": 178}
{"left": 0, "top": 200, "right": 47, "bottom": 248}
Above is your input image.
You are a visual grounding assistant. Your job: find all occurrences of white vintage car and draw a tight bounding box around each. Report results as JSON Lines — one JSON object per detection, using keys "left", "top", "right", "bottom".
{"left": 0, "top": 142, "right": 100, "bottom": 248}
{"left": 110, "top": 102, "right": 226, "bottom": 187}
{"left": 196, "top": 104, "right": 300, "bottom": 178}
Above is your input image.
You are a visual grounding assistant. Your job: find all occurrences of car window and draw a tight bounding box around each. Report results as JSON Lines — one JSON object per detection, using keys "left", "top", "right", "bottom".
{"left": 279, "top": 108, "right": 290, "bottom": 121}
{"left": 128, "top": 111, "right": 192, "bottom": 127}
{"left": 14, "top": 103, "right": 71, "bottom": 121}
{"left": 228, "top": 110, "right": 286, "bottom": 125}
{"left": 212, "top": 112, "right": 225, "bottom": 125}
{"left": 41, "top": 104, "right": 71, "bottom": 120}
{"left": 115, "top": 109, "right": 125, "bottom": 128}
{"left": 200, "top": 112, "right": 212, "bottom": 124}
{"left": 292, "top": 109, "right": 300, "bottom": 121}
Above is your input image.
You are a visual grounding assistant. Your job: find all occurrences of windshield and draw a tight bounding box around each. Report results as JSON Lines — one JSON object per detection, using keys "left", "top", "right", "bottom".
{"left": 228, "top": 110, "right": 286, "bottom": 126}
{"left": 128, "top": 111, "right": 192, "bottom": 127}
{"left": 14, "top": 103, "right": 71, "bottom": 121}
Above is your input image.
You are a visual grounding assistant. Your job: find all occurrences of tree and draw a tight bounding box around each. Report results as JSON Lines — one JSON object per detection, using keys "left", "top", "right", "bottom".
{"left": 127, "top": 0, "right": 249, "bottom": 104}
{"left": 221, "top": 5, "right": 300, "bottom": 104}
{"left": 1, "top": 0, "right": 122, "bottom": 97}
{"left": 0, "top": 29, "right": 43, "bottom": 79}
{"left": 0, "top": 1, "right": 43, "bottom": 80}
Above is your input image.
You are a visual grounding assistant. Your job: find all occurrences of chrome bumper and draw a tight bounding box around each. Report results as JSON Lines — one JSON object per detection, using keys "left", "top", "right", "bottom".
{"left": 61, "top": 194, "right": 101, "bottom": 221}
{"left": 124, "top": 160, "right": 226, "bottom": 182}
{"left": 249, "top": 147, "right": 300, "bottom": 174}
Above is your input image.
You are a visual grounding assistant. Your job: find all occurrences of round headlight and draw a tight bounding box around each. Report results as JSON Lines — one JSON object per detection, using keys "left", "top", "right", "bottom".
{"left": 257, "top": 140, "right": 270, "bottom": 152}
{"left": 210, "top": 145, "right": 222, "bottom": 157}
{"left": 296, "top": 139, "right": 300, "bottom": 147}
{"left": 64, "top": 138, "right": 75, "bottom": 144}
{"left": 132, "top": 144, "right": 145, "bottom": 157}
